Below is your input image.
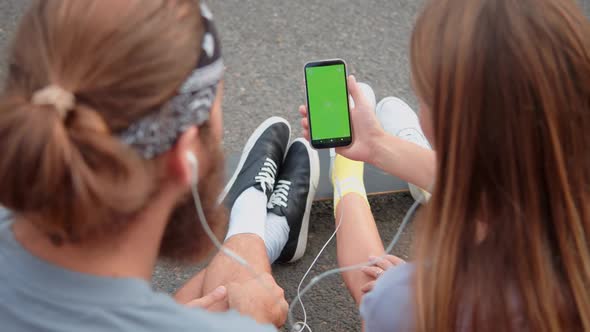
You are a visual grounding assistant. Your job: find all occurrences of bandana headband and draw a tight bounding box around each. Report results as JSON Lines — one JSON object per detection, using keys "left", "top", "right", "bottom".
{"left": 118, "top": 3, "right": 223, "bottom": 159}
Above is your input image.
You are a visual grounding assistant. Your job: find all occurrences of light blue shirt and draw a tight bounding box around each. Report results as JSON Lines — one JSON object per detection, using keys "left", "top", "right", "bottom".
{"left": 0, "top": 208, "right": 275, "bottom": 332}
{"left": 360, "top": 263, "right": 414, "bottom": 332}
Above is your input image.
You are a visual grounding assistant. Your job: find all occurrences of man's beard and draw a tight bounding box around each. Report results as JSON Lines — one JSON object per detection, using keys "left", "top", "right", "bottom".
{"left": 158, "top": 138, "right": 228, "bottom": 262}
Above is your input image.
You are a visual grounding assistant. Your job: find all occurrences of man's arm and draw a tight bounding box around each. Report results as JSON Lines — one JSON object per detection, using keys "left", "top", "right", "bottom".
{"left": 176, "top": 234, "right": 287, "bottom": 328}
{"left": 175, "top": 270, "right": 209, "bottom": 305}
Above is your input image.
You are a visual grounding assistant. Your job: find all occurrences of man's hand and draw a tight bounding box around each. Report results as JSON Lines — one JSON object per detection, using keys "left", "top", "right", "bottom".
{"left": 226, "top": 273, "right": 288, "bottom": 328}
{"left": 361, "top": 255, "right": 406, "bottom": 294}
{"left": 185, "top": 286, "right": 228, "bottom": 310}
{"left": 300, "top": 75, "right": 385, "bottom": 164}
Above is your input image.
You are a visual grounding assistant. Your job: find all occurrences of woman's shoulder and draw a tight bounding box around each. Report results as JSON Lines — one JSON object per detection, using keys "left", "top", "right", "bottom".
{"left": 0, "top": 207, "right": 11, "bottom": 224}
{"left": 360, "top": 263, "right": 414, "bottom": 332}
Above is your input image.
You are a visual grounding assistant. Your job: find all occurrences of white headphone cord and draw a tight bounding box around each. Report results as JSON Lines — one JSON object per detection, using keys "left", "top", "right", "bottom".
{"left": 190, "top": 156, "right": 421, "bottom": 331}
{"left": 288, "top": 194, "right": 421, "bottom": 332}
{"left": 291, "top": 212, "right": 345, "bottom": 332}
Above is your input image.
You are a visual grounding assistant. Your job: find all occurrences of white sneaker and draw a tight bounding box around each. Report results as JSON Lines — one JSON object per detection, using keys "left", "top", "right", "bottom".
{"left": 376, "top": 97, "right": 432, "bottom": 203}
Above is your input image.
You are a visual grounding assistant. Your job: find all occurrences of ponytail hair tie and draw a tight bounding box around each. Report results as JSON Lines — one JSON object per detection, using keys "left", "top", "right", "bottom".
{"left": 32, "top": 85, "right": 76, "bottom": 119}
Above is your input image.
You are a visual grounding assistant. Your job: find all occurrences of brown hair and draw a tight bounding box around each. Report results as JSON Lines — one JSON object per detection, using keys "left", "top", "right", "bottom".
{"left": 0, "top": 0, "right": 203, "bottom": 244}
{"left": 411, "top": 0, "right": 590, "bottom": 331}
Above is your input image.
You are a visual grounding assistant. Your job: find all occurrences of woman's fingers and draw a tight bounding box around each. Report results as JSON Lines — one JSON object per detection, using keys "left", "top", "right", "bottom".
{"left": 301, "top": 118, "right": 310, "bottom": 140}
{"left": 299, "top": 105, "right": 308, "bottom": 117}
{"left": 385, "top": 255, "right": 406, "bottom": 266}
{"left": 359, "top": 255, "right": 407, "bottom": 296}
{"left": 369, "top": 255, "right": 406, "bottom": 271}
{"left": 361, "top": 281, "right": 377, "bottom": 294}
{"left": 299, "top": 105, "right": 311, "bottom": 140}
{"left": 347, "top": 75, "right": 363, "bottom": 112}
{"left": 369, "top": 256, "right": 393, "bottom": 271}
{"left": 302, "top": 130, "right": 310, "bottom": 141}
{"left": 362, "top": 266, "right": 385, "bottom": 279}
{"left": 301, "top": 118, "right": 309, "bottom": 130}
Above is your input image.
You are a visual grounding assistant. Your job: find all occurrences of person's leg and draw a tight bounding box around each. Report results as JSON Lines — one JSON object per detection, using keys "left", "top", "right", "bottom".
{"left": 268, "top": 138, "right": 320, "bottom": 263}
{"left": 200, "top": 184, "right": 273, "bottom": 310}
{"left": 177, "top": 119, "right": 320, "bottom": 318}
{"left": 199, "top": 234, "right": 272, "bottom": 306}
{"left": 198, "top": 138, "right": 319, "bottom": 299}
{"left": 175, "top": 231, "right": 272, "bottom": 308}
{"left": 176, "top": 234, "right": 286, "bottom": 327}
{"left": 177, "top": 117, "right": 291, "bottom": 312}
{"left": 174, "top": 189, "right": 272, "bottom": 307}
{"left": 174, "top": 236, "right": 271, "bottom": 305}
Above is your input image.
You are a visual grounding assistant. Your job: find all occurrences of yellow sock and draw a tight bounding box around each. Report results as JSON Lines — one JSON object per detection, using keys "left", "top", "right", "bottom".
{"left": 332, "top": 154, "right": 369, "bottom": 214}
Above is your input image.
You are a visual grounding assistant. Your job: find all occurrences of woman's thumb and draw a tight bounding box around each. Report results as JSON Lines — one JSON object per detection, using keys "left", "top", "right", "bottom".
{"left": 347, "top": 75, "right": 364, "bottom": 110}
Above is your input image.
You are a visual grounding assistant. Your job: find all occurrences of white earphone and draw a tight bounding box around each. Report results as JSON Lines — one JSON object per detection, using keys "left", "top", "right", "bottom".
{"left": 186, "top": 151, "right": 199, "bottom": 186}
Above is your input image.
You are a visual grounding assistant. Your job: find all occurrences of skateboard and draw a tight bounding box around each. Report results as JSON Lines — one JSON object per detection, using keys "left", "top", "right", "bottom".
{"left": 224, "top": 148, "right": 409, "bottom": 201}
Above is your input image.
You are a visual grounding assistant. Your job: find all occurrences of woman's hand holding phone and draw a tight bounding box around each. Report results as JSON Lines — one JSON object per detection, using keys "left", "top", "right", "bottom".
{"left": 300, "top": 75, "right": 385, "bottom": 164}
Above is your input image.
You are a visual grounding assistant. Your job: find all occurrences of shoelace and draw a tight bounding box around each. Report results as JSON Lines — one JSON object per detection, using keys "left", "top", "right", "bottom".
{"left": 398, "top": 128, "right": 430, "bottom": 149}
{"left": 254, "top": 158, "right": 278, "bottom": 194}
{"left": 267, "top": 180, "right": 292, "bottom": 209}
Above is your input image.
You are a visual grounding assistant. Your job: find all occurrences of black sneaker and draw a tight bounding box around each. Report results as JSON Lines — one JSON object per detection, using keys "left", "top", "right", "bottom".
{"left": 220, "top": 117, "right": 291, "bottom": 210}
{"left": 268, "top": 138, "right": 320, "bottom": 263}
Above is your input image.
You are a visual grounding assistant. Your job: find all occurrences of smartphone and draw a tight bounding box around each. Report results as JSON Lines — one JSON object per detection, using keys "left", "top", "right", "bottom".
{"left": 304, "top": 59, "right": 352, "bottom": 149}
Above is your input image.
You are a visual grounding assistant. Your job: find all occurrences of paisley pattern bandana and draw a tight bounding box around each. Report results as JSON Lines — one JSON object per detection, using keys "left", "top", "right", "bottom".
{"left": 118, "top": 3, "right": 224, "bottom": 159}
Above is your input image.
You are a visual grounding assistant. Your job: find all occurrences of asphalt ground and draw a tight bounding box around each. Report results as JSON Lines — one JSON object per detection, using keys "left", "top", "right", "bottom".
{"left": 1, "top": 1, "right": 589, "bottom": 331}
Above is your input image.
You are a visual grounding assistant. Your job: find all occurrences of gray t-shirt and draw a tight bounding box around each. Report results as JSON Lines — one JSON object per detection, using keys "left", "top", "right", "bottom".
{"left": 360, "top": 263, "right": 414, "bottom": 332}
{"left": 0, "top": 209, "right": 275, "bottom": 332}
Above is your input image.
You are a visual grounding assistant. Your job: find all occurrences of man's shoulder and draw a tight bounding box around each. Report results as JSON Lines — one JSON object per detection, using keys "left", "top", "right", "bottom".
{"left": 0, "top": 207, "right": 274, "bottom": 331}
{"left": 0, "top": 290, "right": 275, "bottom": 332}
{"left": 130, "top": 292, "right": 276, "bottom": 332}
{"left": 360, "top": 263, "right": 414, "bottom": 332}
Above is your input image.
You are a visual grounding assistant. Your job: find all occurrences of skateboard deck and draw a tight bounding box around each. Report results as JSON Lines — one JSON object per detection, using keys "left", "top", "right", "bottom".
{"left": 225, "top": 148, "right": 409, "bottom": 201}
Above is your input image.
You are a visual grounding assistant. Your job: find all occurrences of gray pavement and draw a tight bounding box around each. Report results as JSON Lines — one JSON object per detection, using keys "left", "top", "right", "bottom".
{"left": 1, "top": 1, "right": 589, "bottom": 331}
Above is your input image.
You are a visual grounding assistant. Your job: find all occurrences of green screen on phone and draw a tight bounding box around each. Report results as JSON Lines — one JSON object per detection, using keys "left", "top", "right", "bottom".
{"left": 306, "top": 64, "right": 351, "bottom": 145}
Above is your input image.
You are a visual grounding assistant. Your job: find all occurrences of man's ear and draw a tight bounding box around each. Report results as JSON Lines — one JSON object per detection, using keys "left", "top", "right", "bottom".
{"left": 165, "top": 126, "right": 200, "bottom": 187}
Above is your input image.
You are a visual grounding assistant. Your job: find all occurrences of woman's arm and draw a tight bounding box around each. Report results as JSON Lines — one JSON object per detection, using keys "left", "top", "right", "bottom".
{"left": 368, "top": 133, "right": 436, "bottom": 192}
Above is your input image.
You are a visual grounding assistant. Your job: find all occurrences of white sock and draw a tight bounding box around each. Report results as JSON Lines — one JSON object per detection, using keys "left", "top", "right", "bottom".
{"left": 264, "top": 212, "right": 290, "bottom": 263}
{"left": 225, "top": 188, "right": 267, "bottom": 242}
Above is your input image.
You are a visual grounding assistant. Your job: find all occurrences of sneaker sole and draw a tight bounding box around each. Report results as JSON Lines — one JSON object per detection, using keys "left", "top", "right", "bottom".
{"left": 287, "top": 138, "right": 320, "bottom": 263}
{"left": 218, "top": 117, "right": 291, "bottom": 204}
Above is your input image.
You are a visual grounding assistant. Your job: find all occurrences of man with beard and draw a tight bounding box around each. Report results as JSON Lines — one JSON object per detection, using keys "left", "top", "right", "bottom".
{"left": 0, "top": 0, "right": 319, "bottom": 331}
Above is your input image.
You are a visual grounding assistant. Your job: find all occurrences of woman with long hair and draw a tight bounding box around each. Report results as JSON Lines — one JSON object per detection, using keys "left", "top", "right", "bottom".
{"left": 300, "top": 0, "right": 590, "bottom": 330}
